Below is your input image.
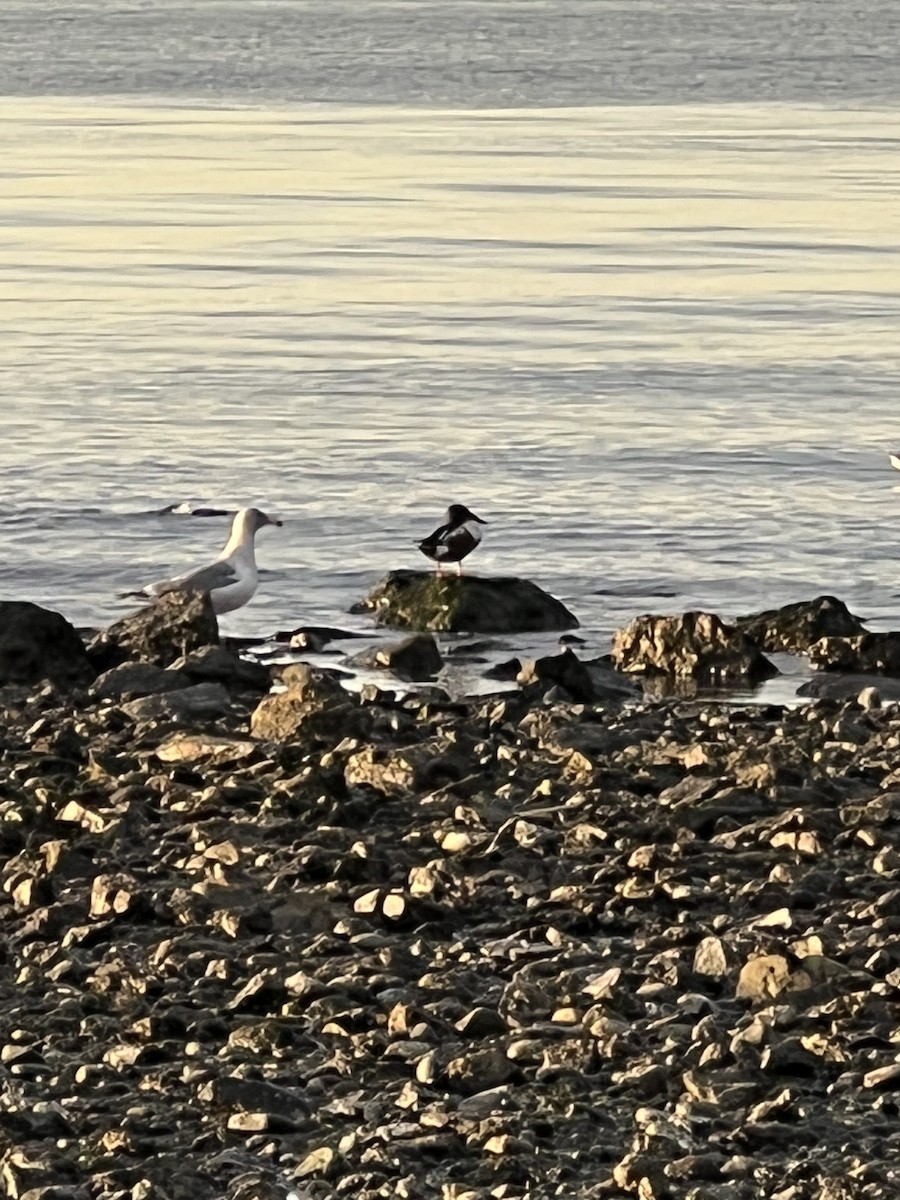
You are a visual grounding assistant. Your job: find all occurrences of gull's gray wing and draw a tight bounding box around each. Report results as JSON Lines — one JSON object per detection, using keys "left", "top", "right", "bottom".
{"left": 153, "top": 559, "right": 238, "bottom": 596}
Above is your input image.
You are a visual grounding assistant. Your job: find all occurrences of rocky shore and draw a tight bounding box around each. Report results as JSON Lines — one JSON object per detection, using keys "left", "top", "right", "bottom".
{"left": 1, "top": 584, "right": 899, "bottom": 1199}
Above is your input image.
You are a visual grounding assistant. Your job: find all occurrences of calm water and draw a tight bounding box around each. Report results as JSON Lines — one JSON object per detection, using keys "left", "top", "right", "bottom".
{"left": 2, "top": 2, "right": 900, "bottom": 691}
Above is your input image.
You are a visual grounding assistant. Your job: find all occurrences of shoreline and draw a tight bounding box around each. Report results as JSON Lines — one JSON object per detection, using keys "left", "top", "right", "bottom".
{"left": 0, "top": 594, "right": 898, "bottom": 1196}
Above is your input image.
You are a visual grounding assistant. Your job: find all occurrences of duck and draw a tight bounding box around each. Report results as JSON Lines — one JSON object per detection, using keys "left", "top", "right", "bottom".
{"left": 121, "top": 506, "right": 282, "bottom": 614}
{"left": 415, "top": 504, "right": 487, "bottom": 575}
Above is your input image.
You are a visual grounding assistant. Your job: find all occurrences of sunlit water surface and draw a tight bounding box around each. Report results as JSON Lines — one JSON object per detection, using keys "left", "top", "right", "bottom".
{"left": 2, "top": 14, "right": 900, "bottom": 702}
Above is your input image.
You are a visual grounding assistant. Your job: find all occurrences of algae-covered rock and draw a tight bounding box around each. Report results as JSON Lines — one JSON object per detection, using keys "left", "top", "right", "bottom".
{"left": 353, "top": 570, "right": 579, "bottom": 633}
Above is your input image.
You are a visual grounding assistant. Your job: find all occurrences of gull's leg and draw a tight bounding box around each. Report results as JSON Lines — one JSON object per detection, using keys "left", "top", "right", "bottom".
{"left": 456, "top": 561, "right": 463, "bottom": 577}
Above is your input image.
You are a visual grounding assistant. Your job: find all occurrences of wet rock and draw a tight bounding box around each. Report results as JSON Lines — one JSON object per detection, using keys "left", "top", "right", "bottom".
{"left": 0, "top": 601, "right": 93, "bottom": 689}
{"left": 483, "top": 656, "right": 522, "bottom": 681}
{"left": 89, "top": 591, "right": 219, "bottom": 670}
{"left": 612, "top": 611, "right": 778, "bottom": 684}
{"left": 349, "top": 633, "right": 444, "bottom": 680}
{"left": 808, "top": 631, "right": 900, "bottom": 675}
{"left": 862, "top": 1064, "right": 900, "bottom": 1090}
{"left": 518, "top": 647, "right": 638, "bottom": 703}
{"left": 517, "top": 647, "right": 596, "bottom": 702}
{"left": 797, "top": 672, "right": 900, "bottom": 702}
{"left": 353, "top": 569, "right": 579, "bottom": 633}
{"left": 455, "top": 1007, "right": 508, "bottom": 1036}
{"left": 735, "top": 594, "right": 866, "bottom": 653}
{"left": 276, "top": 624, "right": 366, "bottom": 648}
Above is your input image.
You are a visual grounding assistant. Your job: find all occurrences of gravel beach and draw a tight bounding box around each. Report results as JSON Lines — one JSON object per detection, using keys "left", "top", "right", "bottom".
{"left": 1, "top": 591, "right": 899, "bottom": 1199}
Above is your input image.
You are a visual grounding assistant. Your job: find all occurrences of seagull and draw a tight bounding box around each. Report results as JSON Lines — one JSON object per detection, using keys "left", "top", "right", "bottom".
{"left": 121, "top": 507, "right": 282, "bottom": 614}
{"left": 415, "top": 504, "right": 487, "bottom": 575}
{"left": 889, "top": 453, "right": 900, "bottom": 472}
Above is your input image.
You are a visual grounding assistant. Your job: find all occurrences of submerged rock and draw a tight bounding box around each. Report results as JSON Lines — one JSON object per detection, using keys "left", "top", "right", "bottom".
{"left": 353, "top": 569, "right": 579, "bottom": 633}
{"left": 735, "top": 594, "right": 867, "bottom": 653}
{"left": 612, "top": 611, "right": 777, "bottom": 685}
{"left": 0, "top": 601, "right": 94, "bottom": 689}
{"left": 275, "top": 624, "right": 367, "bottom": 647}
{"left": 797, "top": 672, "right": 900, "bottom": 702}
{"left": 808, "top": 632, "right": 900, "bottom": 675}
{"left": 88, "top": 591, "right": 219, "bottom": 670}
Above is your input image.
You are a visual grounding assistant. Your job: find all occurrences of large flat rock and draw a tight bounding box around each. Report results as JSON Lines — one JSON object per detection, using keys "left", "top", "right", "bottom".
{"left": 352, "top": 570, "right": 579, "bottom": 633}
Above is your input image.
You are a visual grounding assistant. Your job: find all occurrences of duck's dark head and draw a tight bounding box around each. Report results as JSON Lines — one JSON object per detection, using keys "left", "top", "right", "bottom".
{"left": 447, "top": 503, "right": 487, "bottom": 527}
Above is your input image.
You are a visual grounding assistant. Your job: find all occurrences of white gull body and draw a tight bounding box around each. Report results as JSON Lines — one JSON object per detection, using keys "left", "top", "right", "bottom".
{"left": 127, "top": 507, "right": 282, "bottom": 615}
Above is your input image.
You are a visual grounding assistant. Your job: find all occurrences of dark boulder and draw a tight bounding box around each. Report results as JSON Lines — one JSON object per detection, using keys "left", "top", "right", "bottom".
{"left": 807, "top": 632, "right": 900, "bottom": 675}
{"left": 0, "top": 601, "right": 94, "bottom": 689}
{"left": 797, "top": 672, "right": 900, "bottom": 702}
{"left": 274, "top": 624, "right": 367, "bottom": 648}
{"left": 172, "top": 644, "right": 270, "bottom": 696}
{"left": 735, "top": 595, "right": 867, "bottom": 653}
{"left": 484, "top": 656, "right": 522, "bottom": 681}
{"left": 517, "top": 648, "right": 638, "bottom": 704}
{"left": 87, "top": 592, "right": 219, "bottom": 671}
{"left": 348, "top": 633, "right": 444, "bottom": 680}
{"left": 352, "top": 570, "right": 579, "bottom": 633}
{"left": 612, "top": 611, "right": 778, "bottom": 685}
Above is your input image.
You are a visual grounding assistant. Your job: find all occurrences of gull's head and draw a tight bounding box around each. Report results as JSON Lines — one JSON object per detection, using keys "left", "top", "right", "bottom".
{"left": 233, "top": 507, "right": 283, "bottom": 537}
{"left": 447, "top": 503, "right": 488, "bottom": 527}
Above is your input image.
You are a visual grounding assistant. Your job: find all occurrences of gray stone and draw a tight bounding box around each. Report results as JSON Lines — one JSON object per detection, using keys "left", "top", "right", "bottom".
{"left": 90, "top": 661, "right": 188, "bottom": 701}
{"left": 120, "top": 682, "right": 232, "bottom": 723}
